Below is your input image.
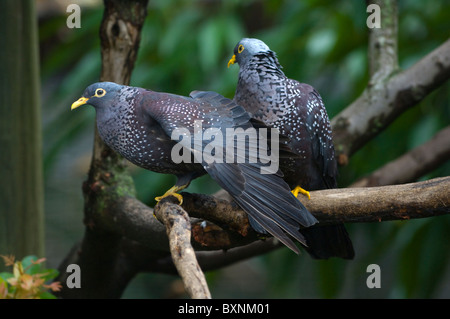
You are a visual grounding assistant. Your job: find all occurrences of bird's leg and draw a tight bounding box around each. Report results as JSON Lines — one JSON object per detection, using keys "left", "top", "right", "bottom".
{"left": 291, "top": 185, "right": 311, "bottom": 200}
{"left": 155, "top": 185, "right": 187, "bottom": 205}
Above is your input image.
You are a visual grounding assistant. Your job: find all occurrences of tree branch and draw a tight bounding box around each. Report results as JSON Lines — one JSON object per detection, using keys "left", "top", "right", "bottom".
{"left": 352, "top": 126, "right": 450, "bottom": 187}
{"left": 57, "top": 0, "right": 149, "bottom": 299}
{"left": 113, "top": 177, "right": 450, "bottom": 277}
{"left": 154, "top": 198, "right": 212, "bottom": 299}
{"left": 332, "top": 35, "right": 450, "bottom": 165}
{"left": 77, "top": 177, "right": 450, "bottom": 254}
{"left": 303, "top": 177, "right": 449, "bottom": 224}
{"left": 180, "top": 177, "right": 450, "bottom": 229}
{"left": 147, "top": 240, "right": 283, "bottom": 275}
{"left": 367, "top": 0, "right": 398, "bottom": 82}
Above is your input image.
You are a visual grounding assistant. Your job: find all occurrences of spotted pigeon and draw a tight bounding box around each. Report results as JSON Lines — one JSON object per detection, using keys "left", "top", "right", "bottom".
{"left": 228, "top": 38, "right": 354, "bottom": 259}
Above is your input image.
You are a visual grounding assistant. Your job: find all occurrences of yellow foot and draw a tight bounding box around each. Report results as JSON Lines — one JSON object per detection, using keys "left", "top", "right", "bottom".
{"left": 291, "top": 185, "right": 311, "bottom": 200}
{"left": 155, "top": 185, "right": 185, "bottom": 205}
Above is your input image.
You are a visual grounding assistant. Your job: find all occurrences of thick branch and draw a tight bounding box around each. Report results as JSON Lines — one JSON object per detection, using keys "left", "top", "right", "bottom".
{"left": 148, "top": 240, "right": 283, "bottom": 275}
{"left": 122, "top": 177, "right": 450, "bottom": 276}
{"left": 80, "top": 177, "right": 450, "bottom": 254}
{"left": 108, "top": 195, "right": 169, "bottom": 249}
{"left": 183, "top": 177, "right": 450, "bottom": 227}
{"left": 352, "top": 126, "right": 450, "bottom": 187}
{"left": 332, "top": 36, "right": 450, "bottom": 164}
{"left": 57, "top": 0, "right": 149, "bottom": 299}
{"left": 154, "top": 198, "right": 212, "bottom": 299}
{"left": 58, "top": 176, "right": 450, "bottom": 283}
{"left": 302, "top": 177, "right": 450, "bottom": 224}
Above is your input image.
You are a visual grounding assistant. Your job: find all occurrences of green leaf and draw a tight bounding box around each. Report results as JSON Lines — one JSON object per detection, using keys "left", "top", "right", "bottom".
{"left": 0, "top": 277, "right": 8, "bottom": 299}
{"left": 0, "top": 272, "right": 13, "bottom": 281}
{"left": 21, "top": 255, "right": 42, "bottom": 275}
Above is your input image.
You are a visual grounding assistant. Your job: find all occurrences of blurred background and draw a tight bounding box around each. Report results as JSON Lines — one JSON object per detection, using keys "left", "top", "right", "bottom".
{"left": 37, "top": 0, "right": 450, "bottom": 298}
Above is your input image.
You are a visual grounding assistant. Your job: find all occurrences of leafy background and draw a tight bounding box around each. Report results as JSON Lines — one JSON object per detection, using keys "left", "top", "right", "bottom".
{"left": 39, "top": 0, "right": 450, "bottom": 298}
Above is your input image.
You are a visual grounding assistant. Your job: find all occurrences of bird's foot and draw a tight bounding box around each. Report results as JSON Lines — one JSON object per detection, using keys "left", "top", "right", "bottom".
{"left": 291, "top": 186, "right": 311, "bottom": 200}
{"left": 155, "top": 185, "right": 185, "bottom": 205}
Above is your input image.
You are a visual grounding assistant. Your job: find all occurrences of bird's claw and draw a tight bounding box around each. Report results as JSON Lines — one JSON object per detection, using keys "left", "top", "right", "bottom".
{"left": 155, "top": 189, "right": 184, "bottom": 205}
{"left": 291, "top": 186, "right": 311, "bottom": 200}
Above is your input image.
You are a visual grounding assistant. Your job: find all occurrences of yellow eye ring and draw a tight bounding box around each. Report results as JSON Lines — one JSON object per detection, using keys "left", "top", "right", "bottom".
{"left": 238, "top": 44, "right": 244, "bottom": 53}
{"left": 94, "top": 88, "right": 106, "bottom": 97}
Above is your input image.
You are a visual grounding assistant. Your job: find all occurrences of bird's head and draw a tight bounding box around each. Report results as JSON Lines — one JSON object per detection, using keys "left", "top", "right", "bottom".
{"left": 227, "top": 38, "right": 272, "bottom": 68}
{"left": 71, "top": 82, "right": 123, "bottom": 111}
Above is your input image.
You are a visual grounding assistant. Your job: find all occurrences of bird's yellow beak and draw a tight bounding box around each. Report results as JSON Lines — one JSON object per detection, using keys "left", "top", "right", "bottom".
{"left": 227, "top": 55, "right": 236, "bottom": 68}
{"left": 71, "top": 97, "right": 89, "bottom": 110}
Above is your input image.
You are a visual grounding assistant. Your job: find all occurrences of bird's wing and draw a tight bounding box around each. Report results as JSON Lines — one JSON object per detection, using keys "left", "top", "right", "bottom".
{"left": 287, "top": 83, "right": 355, "bottom": 259}
{"left": 143, "top": 90, "right": 318, "bottom": 253}
{"left": 191, "top": 91, "right": 318, "bottom": 252}
{"left": 292, "top": 82, "right": 338, "bottom": 188}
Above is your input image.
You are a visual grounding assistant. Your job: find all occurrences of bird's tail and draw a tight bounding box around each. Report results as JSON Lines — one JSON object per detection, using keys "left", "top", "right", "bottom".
{"left": 300, "top": 224, "right": 354, "bottom": 259}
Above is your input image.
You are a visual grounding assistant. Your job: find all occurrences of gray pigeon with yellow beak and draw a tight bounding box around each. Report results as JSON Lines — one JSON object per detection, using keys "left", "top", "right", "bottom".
{"left": 228, "top": 38, "right": 354, "bottom": 259}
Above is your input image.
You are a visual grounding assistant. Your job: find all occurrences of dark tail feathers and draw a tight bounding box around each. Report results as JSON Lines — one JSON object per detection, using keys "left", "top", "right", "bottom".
{"left": 301, "top": 224, "right": 354, "bottom": 260}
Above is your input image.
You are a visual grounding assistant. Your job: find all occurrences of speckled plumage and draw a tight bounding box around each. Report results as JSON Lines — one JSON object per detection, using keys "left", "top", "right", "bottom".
{"left": 230, "top": 38, "right": 354, "bottom": 259}
{"left": 72, "top": 82, "right": 322, "bottom": 254}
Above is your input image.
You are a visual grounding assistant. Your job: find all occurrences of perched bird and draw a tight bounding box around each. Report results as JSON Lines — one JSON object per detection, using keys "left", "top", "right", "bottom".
{"left": 228, "top": 38, "right": 354, "bottom": 259}
{"left": 71, "top": 82, "right": 322, "bottom": 254}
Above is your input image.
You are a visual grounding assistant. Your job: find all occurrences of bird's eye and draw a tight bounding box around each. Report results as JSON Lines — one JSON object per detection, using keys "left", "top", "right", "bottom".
{"left": 95, "top": 88, "right": 106, "bottom": 97}
{"left": 238, "top": 44, "right": 244, "bottom": 53}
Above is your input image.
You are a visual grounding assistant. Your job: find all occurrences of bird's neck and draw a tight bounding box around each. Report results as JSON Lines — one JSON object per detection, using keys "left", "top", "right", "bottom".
{"left": 234, "top": 55, "right": 286, "bottom": 121}
{"left": 239, "top": 53, "right": 286, "bottom": 89}
{"left": 254, "top": 53, "right": 284, "bottom": 76}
